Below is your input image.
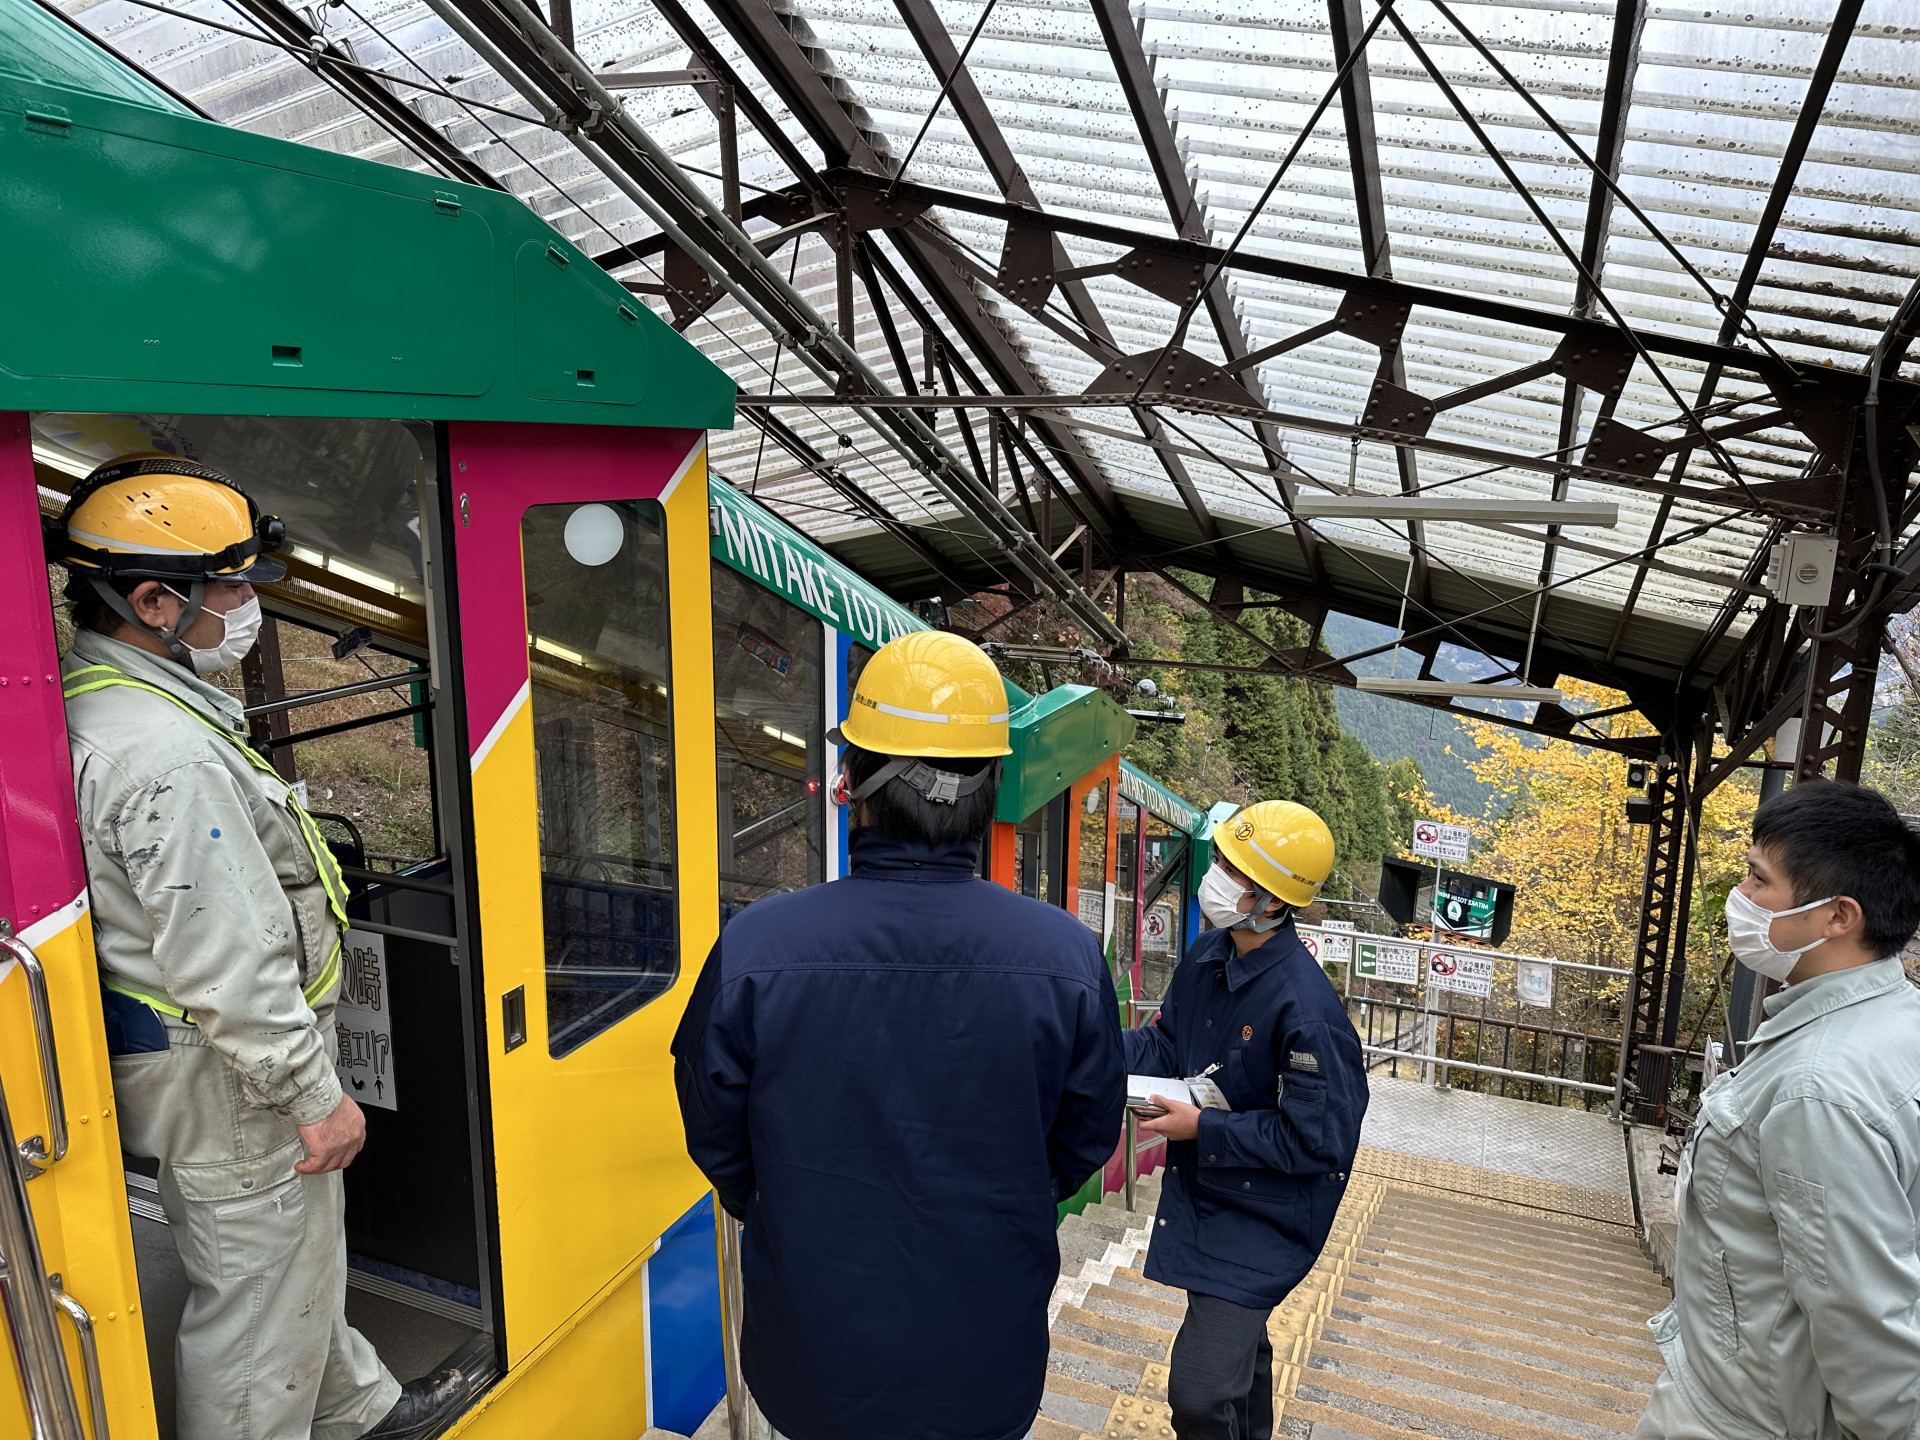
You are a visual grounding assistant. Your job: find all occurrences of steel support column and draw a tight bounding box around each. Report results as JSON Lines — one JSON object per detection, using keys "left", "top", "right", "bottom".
{"left": 1626, "top": 716, "right": 1706, "bottom": 1122}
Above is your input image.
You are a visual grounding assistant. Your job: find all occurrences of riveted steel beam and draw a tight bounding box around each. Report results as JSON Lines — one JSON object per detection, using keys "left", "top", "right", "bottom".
{"left": 1607, "top": 0, "right": 1864, "bottom": 661}
{"left": 1531, "top": 0, "right": 1645, "bottom": 681}
{"left": 1089, "top": 0, "right": 1324, "bottom": 582}
{"left": 225, "top": 0, "right": 502, "bottom": 188}
{"left": 424, "top": 0, "right": 1125, "bottom": 642}
{"left": 696, "top": 0, "right": 1131, "bottom": 541}
{"left": 1326, "top": 0, "right": 1427, "bottom": 611}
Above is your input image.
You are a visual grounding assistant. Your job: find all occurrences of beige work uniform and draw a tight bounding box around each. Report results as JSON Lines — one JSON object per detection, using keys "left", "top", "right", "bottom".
{"left": 62, "top": 629, "right": 401, "bottom": 1440}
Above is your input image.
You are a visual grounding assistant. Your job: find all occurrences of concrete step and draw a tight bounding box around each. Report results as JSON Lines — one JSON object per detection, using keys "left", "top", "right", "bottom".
{"left": 1362, "top": 1221, "right": 1670, "bottom": 1305}
{"left": 1044, "top": 1152, "right": 1664, "bottom": 1440}
{"left": 1278, "top": 1166, "right": 1666, "bottom": 1439}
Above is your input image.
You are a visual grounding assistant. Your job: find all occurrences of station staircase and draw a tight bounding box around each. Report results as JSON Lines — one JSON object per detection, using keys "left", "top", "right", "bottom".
{"left": 1038, "top": 1088, "right": 1667, "bottom": 1440}
{"left": 684, "top": 1080, "right": 1668, "bottom": 1440}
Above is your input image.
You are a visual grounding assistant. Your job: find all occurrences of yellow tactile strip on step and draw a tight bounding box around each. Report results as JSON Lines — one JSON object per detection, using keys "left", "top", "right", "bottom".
{"left": 1354, "top": 1146, "right": 1635, "bottom": 1227}
{"left": 1269, "top": 1178, "right": 1390, "bottom": 1425}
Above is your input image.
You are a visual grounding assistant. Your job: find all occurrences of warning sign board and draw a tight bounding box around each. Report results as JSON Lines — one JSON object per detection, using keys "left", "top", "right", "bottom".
{"left": 1426, "top": 949, "right": 1495, "bottom": 998}
{"left": 1411, "top": 820, "right": 1471, "bottom": 863}
{"left": 1143, "top": 900, "right": 1179, "bottom": 954}
{"left": 1354, "top": 940, "right": 1420, "bottom": 986}
{"left": 1310, "top": 929, "right": 1352, "bottom": 962}
{"left": 334, "top": 929, "right": 398, "bottom": 1111}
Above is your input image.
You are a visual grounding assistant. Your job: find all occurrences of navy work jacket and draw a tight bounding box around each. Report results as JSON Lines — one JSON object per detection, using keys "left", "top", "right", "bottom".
{"left": 672, "top": 828, "right": 1126, "bottom": 1440}
{"left": 1124, "top": 921, "right": 1367, "bottom": 1308}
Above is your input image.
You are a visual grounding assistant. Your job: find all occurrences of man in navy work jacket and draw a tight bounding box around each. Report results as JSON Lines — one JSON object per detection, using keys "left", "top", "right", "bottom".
{"left": 673, "top": 630, "right": 1126, "bottom": 1440}
{"left": 1126, "top": 800, "right": 1368, "bottom": 1440}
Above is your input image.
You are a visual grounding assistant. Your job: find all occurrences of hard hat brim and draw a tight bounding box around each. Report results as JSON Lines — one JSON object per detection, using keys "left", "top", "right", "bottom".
{"left": 234, "top": 554, "right": 288, "bottom": 584}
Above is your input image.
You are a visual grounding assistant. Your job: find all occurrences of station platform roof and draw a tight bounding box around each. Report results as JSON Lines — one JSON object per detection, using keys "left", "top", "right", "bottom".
{"left": 24, "top": 0, "right": 1920, "bottom": 748}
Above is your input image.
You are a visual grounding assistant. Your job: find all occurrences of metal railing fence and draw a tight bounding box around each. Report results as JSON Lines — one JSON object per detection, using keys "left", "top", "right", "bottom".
{"left": 1297, "top": 924, "right": 1632, "bottom": 1113}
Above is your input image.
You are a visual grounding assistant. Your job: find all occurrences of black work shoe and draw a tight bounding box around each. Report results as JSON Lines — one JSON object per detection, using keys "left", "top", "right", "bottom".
{"left": 361, "top": 1367, "right": 468, "bottom": 1440}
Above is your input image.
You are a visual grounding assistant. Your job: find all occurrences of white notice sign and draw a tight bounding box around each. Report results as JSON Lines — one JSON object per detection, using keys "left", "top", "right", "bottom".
{"left": 1516, "top": 960, "right": 1555, "bottom": 1008}
{"left": 1411, "top": 820, "right": 1471, "bottom": 864}
{"left": 1354, "top": 940, "right": 1421, "bottom": 986}
{"left": 334, "top": 929, "right": 398, "bottom": 1111}
{"left": 1426, "top": 949, "right": 1496, "bottom": 998}
{"left": 1309, "top": 928, "right": 1352, "bottom": 962}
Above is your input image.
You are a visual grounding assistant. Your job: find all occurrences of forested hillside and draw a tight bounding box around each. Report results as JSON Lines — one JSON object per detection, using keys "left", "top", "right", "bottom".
{"left": 986, "top": 574, "right": 1427, "bottom": 895}
{"left": 1317, "top": 612, "right": 1495, "bottom": 819}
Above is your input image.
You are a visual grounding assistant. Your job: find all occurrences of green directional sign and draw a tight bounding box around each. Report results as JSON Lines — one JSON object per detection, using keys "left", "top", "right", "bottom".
{"left": 1354, "top": 940, "right": 1420, "bottom": 986}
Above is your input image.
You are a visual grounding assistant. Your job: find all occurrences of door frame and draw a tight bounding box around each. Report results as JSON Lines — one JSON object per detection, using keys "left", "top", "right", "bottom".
{"left": 443, "top": 420, "right": 716, "bottom": 1371}
{"left": 0, "top": 413, "right": 157, "bottom": 1440}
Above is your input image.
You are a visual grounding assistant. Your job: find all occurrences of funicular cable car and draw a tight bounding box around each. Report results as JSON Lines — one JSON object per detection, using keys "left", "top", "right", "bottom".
{"left": 0, "top": 8, "right": 1211, "bottom": 1436}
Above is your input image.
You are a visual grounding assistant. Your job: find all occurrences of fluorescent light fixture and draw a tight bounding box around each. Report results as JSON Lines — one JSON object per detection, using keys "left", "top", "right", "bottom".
{"left": 1294, "top": 496, "right": 1618, "bottom": 526}
{"left": 762, "top": 724, "right": 806, "bottom": 748}
{"left": 1356, "top": 677, "right": 1564, "bottom": 704}
{"left": 326, "top": 557, "right": 401, "bottom": 595}
{"left": 532, "top": 636, "right": 586, "bottom": 665}
{"left": 289, "top": 543, "right": 327, "bottom": 567}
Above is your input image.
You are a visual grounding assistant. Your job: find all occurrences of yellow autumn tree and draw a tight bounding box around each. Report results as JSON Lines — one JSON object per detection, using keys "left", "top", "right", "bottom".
{"left": 1454, "top": 680, "right": 1756, "bottom": 1035}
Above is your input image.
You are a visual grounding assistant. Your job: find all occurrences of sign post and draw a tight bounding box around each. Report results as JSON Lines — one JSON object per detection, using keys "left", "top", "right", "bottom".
{"left": 1410, "top": 819, "right": 1472, "bottom": 1086}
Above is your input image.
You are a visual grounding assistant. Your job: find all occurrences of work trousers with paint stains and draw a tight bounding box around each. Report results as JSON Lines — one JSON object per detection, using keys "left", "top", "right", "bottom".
{"left": 114, "top": 1022, "right": 400, "bottom": 1440}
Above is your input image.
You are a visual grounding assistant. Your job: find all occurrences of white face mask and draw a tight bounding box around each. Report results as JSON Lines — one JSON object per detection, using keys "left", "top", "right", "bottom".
{"left": 174, "top": 592, "right": 264, "bottom": 675}
{"left": 1197, "top": 864, "right": 1254, "bottom": 931}
{"left": 1724, "top": 886, "right": 1835, "bottom": 982}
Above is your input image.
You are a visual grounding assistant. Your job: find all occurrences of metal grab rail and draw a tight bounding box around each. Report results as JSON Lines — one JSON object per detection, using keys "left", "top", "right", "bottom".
{"left": 1358, "top": 1044, "right": 1615, "bottom": 1096}
{"left": 0, "top": 1041, "right": 87, "bottom": 1439}
{"left": 0, "top": 934, "right": 68, "bottom": 1177}
{"left": 49, "top": 1279, "right": 108, "bottom": 1440}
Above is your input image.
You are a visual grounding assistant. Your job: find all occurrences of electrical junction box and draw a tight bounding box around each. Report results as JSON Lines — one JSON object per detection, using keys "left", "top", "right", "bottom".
{"left": 1765, "top": 534, "right": 1839, "bottom": 606}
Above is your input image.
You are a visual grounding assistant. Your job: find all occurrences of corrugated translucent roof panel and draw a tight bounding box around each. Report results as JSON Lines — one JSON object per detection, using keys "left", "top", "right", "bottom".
{"left": 49, "top": 0, "right": 1920, "bottom": 673}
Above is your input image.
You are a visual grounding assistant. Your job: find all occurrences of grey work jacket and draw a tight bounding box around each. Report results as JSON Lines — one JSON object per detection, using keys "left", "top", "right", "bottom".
{"left": 1653, "top": 956, "right": 1920, "bottom": 1440}
{"left": 61, "top": 630, "right": 347, "bottom": 1127}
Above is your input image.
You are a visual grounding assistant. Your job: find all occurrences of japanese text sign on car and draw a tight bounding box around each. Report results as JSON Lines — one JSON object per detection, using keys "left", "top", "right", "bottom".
{"left": 1411, "top": 820, "right": 1471, "bottom": 864}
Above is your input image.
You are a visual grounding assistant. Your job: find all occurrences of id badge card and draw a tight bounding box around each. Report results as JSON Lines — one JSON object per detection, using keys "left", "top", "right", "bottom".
{"left": 1186, "top": 1077, "right": 1231, "bottom": 1111}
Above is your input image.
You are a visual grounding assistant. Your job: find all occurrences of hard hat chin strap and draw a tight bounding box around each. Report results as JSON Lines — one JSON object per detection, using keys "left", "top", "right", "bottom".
{"left": 1233, "top": 886, "right": 1291, "bottom": 934}
{"left": 92, "top": 576, "right": 205, "bottom": 662}
{"left": 849, "top": 757, "right": 995, "bottom": 807}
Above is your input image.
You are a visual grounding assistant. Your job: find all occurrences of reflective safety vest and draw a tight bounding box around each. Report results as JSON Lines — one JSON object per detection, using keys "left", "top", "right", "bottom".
{"left": 62, "top": 662, "right": 349, "bottom": 1019}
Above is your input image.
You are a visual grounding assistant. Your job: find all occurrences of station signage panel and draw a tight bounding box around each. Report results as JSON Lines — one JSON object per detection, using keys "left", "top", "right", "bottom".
{"left": 1354, "top": 939, "right": 1420, "bottom": 986}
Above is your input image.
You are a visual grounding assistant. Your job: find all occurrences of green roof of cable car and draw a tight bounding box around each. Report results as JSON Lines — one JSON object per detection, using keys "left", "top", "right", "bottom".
{"left": 0, "top": 0, "right": 735, "bottom": 430}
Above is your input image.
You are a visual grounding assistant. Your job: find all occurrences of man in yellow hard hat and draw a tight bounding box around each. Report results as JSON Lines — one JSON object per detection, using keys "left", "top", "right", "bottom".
{"left": 53, "top": 457, "right": 461, "bottom": 1440}
{"left": 1125, "top": 800, "right": 1368, "bottom": 1440}
{"left": 673, "top": 629, "right": 1126, "bottom": 1440}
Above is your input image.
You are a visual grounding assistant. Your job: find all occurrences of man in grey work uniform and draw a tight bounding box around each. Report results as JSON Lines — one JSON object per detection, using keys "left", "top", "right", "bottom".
{"left": 54, "top": 456, "right": 461, "bottom": 1440}
{"left": 1638, "top": 779, "right": 1920, "bottom": 1440}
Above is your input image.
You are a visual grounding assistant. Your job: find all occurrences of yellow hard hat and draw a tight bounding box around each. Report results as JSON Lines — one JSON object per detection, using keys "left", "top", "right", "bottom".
{"left": 1213, "top": 800, "right": 1336, "bottom": 909}
{"left": 56, "top": 455, "right": 286, "bottom": 583}
{"left": 832, "top": 630, "right": 1013, "bottom": 758}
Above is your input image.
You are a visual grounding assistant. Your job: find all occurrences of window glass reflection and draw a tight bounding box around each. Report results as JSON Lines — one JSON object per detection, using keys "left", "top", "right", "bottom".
{"left": 714, "top": 561, "right": 824, "bottom": 920}
{"left": 522, "top": 500, "right": 677, "bottom": 1059}
{"left": 1082, "top": 783, "right": 1113, "bottom": 952}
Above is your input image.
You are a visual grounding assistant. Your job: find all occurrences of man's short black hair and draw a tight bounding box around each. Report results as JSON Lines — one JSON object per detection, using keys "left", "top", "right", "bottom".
{"left": 844, "top": 742, "right": 1001, "bottom": 847}
{"left": 1751, "top": 779, "right": 1920, "bottom": 956}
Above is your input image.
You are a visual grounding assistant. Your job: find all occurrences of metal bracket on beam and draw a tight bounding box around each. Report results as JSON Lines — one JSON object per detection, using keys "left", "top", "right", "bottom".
{"left": 595, "top": 68, "right": 715, "bottom": 87}
{"left": 1360, "top": 378, "right": 1436, "bottom": 438}
{"left": 1333, "top": 291, "right": 1411, "bottom": 350}
{"left": 996, "top": 220, "right": 1058, "bottom": 317}
{"left": 1088, "top": 348, "right": 1262, "bottom": 411}
{"left": 1583, "top": 416, "right": 1670, "bottom": 480}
